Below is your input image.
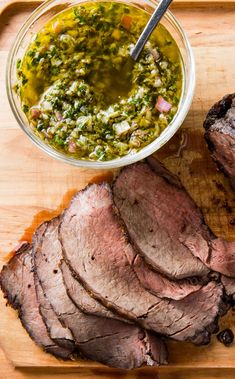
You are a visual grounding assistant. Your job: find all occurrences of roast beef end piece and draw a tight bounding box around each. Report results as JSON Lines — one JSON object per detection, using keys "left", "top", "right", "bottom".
{"left": 204, "top": 94, "right": 235, "bottom": 130}
{"left": 34, "top": 217, "right": 167, "bottom": 368}
{"left": 0, "top": 243, "right": 73, "bottom": 359}
{"left": 204, "top": 94, "right": 235, "bottom": 190}
{"left": 206, "top": 130, "right": 235, "bottom": 190}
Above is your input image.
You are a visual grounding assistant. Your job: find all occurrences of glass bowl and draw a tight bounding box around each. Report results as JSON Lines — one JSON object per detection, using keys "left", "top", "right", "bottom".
{"left": 6, "top": 0, "right": 195, "bottom": 169}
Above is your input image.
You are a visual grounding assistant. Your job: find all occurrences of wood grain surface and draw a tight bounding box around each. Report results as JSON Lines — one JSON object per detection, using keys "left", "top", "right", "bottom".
{"left": 1, "top": 0, "right": 235, "bottom": 377}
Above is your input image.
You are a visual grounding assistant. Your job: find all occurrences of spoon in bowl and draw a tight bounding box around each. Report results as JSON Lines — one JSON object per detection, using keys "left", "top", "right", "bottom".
{"left": 130, "top": 0, "right": 174, "bottom": 61}
{"left": 110, "top": 0, "right": 173, "bottom": 103}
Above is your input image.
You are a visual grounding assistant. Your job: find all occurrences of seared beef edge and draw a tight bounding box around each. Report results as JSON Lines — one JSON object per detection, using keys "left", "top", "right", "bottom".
{"left": 0, "top": 243, "right": 73, "bottom": 359}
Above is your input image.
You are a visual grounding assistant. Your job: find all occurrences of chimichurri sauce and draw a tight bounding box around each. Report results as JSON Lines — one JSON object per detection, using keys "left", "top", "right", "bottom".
{"left": 16, "top": 2, "right": 182, "bottom": 161}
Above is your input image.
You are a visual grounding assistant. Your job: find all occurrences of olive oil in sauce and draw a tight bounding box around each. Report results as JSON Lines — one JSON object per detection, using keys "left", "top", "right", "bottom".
{"left": 16, "top": 2, "right": 182, "bottom": 161}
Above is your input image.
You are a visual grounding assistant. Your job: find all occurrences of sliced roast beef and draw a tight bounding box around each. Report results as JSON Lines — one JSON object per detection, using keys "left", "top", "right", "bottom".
{"left": 60, "top": 183, "right": 225, "bottom": 344}
{"left": 61, "top": 261, "right": 127, "bottom": 319}
{"left": 221, "top": 275, "right": 235, "bottom": 302}
{"left": 33, "top": 218, "right": 167, "bottom": 369}
{"left": 113, "top": 160, "right": 209, "bottom": 280}
{"left": 114, "top": 160, "right": 235, "bottom": 278}
{"left": 62, "top": 256, "right": 197, "bottom": 318}
{"left": 204, "top": 93, "right": 235, "bottom": 190}
{"left": 0, "top": 243, "right": 74, "bottom": 359}
{"left": 34, "top": 275, "right": 75, "bottom": 351}
{"left": 132, "top": 255, "right": 202, "bottom": 300}
{"left": 182, "top": 234, "right": 235, "bottom": 278}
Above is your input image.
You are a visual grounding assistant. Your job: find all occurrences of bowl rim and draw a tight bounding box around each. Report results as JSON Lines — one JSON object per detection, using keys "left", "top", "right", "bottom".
{"left": 6, "top": 0, "right": 196, "bottom": 169}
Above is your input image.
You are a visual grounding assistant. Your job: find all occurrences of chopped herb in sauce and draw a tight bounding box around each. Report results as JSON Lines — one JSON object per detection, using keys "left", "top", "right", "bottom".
{"left": 16, "top": 2, "right": 182, "bottom": 161}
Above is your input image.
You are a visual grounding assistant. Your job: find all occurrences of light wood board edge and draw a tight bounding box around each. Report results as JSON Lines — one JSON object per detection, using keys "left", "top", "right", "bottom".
{"left": 1, "top": 0, "right": 235, "bottom": 15}
{"left": 1, "top": 0, "right": 235, "bottom": 372}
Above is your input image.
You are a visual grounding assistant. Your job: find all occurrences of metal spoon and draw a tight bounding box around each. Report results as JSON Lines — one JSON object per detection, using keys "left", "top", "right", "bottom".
{"left": 130, "top": 0, "right": 173, "bottom": 61}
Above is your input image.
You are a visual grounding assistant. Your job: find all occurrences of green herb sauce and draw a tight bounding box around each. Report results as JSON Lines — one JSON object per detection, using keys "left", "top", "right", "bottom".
{"left": 16, "top": 2, "right": 182, "bottom": 161}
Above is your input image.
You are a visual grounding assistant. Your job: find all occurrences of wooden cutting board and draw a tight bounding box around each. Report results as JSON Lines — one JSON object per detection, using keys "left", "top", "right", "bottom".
{"left": 0, "top": 0, "right": 235, "bottom": 373}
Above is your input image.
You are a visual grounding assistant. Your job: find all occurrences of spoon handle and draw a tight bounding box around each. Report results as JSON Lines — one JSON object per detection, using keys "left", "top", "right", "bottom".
{"left": 130, "top": 0, "right": 173, "bottom": 61}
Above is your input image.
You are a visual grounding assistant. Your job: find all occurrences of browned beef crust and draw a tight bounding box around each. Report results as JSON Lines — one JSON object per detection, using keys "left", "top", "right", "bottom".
{"left": 114, "top": 159, "right": 235, "bottom": 278}
{"left": 33, "top": 218, "right": 167, "bottom": 369}
{"left": 0, "top": 243, "right": 74, "bottom": 359}
{"left": 59, "top": 183, "right": 225, "bottom": 345}
{"left": 113, "top": 160, "right": 210, "bottom": 280}
{"left": 204, "top": 93, "right": 235, "bottom": 190}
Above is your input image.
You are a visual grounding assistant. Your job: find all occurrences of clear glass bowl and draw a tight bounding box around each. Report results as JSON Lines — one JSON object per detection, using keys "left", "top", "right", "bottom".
{"left": 6, "top": 0, "right": 195, "bottom": 169}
